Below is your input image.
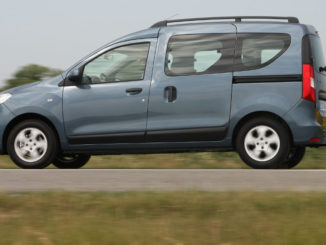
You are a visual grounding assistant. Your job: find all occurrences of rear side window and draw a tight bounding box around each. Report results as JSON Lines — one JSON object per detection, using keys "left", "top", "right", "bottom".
{"left": 234, "top": 33, "right": 291, "bottom": 71}
{"left": 165, "top": 34, "right": 236, "bottom": 76}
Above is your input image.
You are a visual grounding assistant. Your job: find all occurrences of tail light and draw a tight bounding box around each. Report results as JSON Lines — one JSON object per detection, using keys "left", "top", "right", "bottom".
{"left": 302, "top": 64, "right": 316, "bottom": 103}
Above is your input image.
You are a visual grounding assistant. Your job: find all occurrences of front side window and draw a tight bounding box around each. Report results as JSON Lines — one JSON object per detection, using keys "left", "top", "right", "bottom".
{"left": 82, "top": 43, "right": 150, "bottom": 84}
{"left": 165, "top": 34, "right": 236, "bottom": 76}
{"left": 235, "top": 33, "right": 291, "bottom": 70}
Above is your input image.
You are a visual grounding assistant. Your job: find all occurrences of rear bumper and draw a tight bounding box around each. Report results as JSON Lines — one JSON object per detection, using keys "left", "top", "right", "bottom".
{"left": 318, "top": 130, "right": 326, "bottom": 145}
{"left": 283, "top": 99, "right": 325, "bottom": 145}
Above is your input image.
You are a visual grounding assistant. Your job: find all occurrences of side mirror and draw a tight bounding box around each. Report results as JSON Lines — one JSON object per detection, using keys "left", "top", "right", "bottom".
{"left": 67, "top": 69, "right": 81, "bottom": 83}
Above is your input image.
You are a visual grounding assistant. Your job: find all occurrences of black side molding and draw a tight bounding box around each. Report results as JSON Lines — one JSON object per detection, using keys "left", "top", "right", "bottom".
{"left": 68, "top": 132, "right": 145, "bottom": 144}
{"left": 146, "top": 127, "right": 227, "bottom": 142}
{"left": 68, "top": 127, "right": 227, "bottom": 144}
{"left": 233, "top": 75, "right": 302, "bottom": 84}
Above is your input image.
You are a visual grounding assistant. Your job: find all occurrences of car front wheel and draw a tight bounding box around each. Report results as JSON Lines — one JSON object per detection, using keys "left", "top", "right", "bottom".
{"left": 7, "top": 120, "right": 58, "bottom": 169}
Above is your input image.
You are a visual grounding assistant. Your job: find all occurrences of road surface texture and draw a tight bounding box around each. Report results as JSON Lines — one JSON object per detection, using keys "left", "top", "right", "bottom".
{"left": 1, "top": 169, "right": 326, "bottom": 192}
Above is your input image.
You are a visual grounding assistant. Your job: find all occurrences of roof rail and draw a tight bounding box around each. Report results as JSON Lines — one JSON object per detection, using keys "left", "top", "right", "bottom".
{"left": 150, "top": 16, "right": 299, "bottom": 28}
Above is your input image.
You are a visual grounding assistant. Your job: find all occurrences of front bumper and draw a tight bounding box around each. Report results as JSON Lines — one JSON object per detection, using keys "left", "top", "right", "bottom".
{"left": 0, "top": 104, "right": 15, "bottom": 154}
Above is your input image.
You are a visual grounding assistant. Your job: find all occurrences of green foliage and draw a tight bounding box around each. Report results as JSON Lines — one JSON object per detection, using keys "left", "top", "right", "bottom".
{"left": 3, "top": 64, "right": 63, "bottom": 90}
{"left": 1, "top": 192, "right": 326, "bottom": 244}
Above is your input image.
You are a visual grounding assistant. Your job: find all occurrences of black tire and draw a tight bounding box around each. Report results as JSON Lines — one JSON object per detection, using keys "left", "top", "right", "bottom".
{"left": 235, "top": 117, "right": 291, "bottom": 169}
{"left": 280, "top": 146, "right": 306, "bottom": 169}
{"left": 53, "top": 154, "right": 91, "bottom": 169}
{"left": 7, "top": 120, "right": 58, "bottom": 169}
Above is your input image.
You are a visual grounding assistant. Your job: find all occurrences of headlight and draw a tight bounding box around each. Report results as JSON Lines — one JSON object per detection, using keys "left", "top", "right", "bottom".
{"left": 0, "top": 93, "right": 12, "bottom": 104}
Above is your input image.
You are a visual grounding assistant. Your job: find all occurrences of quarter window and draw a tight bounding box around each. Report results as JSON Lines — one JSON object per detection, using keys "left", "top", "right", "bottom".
{"left": 235, "top": 34, "right": 291, "bottom": 70}
{"left": 165, "top": 34, "right": 236, "bottom": 76}
{"left": 82, "top": 43, "right": 150, "bottom": 84}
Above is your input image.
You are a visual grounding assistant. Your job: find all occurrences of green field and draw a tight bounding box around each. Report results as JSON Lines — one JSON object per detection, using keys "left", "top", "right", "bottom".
{"left": 0, "top": 191, "right": 325, "bottom": 245}
{"left": 0, "top": 147, "right": 326, "bottom": 169}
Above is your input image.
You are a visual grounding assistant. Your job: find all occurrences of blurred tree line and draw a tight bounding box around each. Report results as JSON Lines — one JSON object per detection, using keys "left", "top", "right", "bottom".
{"left": 2, "top": 64, "right": 63, "bottom": 90}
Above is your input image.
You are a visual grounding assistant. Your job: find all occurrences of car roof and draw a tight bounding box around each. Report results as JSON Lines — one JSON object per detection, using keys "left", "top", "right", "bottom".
{"left": 110, "top": 16, "right": 317, "bottom": 44}
{"left": 150, "top": 16, "right": 300, "bottom": 28}
{"left": 111, "top": 28, "right": 160, "bottom": 44}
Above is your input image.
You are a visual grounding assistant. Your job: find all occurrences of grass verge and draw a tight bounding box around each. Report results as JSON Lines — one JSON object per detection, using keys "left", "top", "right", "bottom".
{"left": 0, "top": 191, "right": 326, "bottom": 244}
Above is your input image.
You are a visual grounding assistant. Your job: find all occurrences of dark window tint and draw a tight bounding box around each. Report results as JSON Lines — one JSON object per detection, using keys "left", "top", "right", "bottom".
{"left": 309, "top": 35, "right": 326, "bottom": 73}
{"left": 82, "top": 43, "right": 150, "bottom": 84}
{"left": 165, "top": 34, "right": 235, "bottom": 76}
{"left": 234, "top": 34, "right": 291, "bottom": 71}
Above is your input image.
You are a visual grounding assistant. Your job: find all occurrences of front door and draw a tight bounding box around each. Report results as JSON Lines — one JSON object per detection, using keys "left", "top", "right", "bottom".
{"left": 63, "top": 40, "right": 156, "bottom": 144}
{"left": 147, "top": 24, "right": 236, "bottom": 141}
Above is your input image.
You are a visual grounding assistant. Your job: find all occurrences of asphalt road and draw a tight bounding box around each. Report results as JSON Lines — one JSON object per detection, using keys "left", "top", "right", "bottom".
{"left": 1, "top": 169, "right": 326, "bottom": 192}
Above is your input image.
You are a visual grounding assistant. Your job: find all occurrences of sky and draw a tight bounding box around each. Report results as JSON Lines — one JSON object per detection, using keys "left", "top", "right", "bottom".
{"left": 0, "top": 0, "right": 325, "bottom": 87}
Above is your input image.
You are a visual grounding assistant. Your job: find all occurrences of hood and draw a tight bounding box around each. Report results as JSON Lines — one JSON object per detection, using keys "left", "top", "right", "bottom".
{"left": 3, "top": 81, "right": 41, "bottom": 95}
{"left": 2, "top": 75, "right": 64, "bottom": 95}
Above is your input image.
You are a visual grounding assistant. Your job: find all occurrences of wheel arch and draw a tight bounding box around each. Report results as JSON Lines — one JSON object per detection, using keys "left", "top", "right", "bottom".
{"left": 231, "top": 111, "right": 294, "bottom": 148}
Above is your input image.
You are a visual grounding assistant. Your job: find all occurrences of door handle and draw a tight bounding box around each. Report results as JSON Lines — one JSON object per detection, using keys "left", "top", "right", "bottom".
{"left": 126, "top": 88, "right": 142, "bottom": 95}
{"left": 164, "top": 86, "right": 177, "bottom": 102}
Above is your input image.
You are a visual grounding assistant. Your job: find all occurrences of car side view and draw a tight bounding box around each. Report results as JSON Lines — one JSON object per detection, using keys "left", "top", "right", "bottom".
{"left": 1, "top": 16, "right": 326, "bottom": 169}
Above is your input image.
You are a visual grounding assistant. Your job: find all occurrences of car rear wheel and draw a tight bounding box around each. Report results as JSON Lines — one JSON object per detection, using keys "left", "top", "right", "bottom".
{"left": 7, "top": 120, "right": 58, "bottom": 169}
{"left": 53, "top": 154, "right": 91, "bottom": 169}
{"left": 236, "top": 117, "right": 291, "bottom": 169}
{"left": 280, "top": 146, "right": 306, "bottom": 169}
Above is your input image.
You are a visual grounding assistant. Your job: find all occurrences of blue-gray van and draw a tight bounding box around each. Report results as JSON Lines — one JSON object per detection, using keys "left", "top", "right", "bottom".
{"left": 1, "top": 16, "right": 326, "bottom": 169}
